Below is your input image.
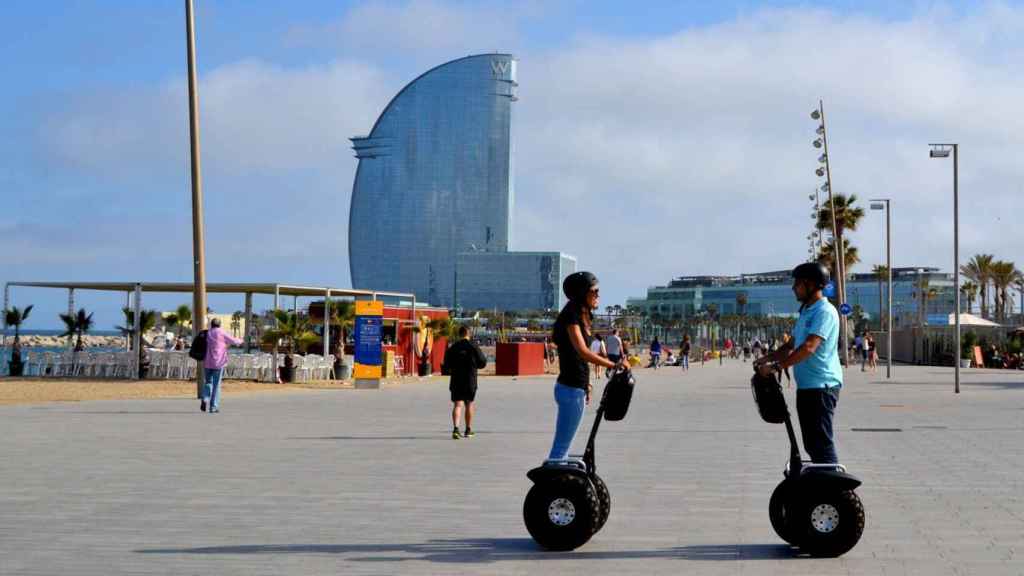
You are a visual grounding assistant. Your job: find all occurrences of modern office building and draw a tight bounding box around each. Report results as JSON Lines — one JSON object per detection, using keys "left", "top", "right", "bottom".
{"left": 455, "top": 251, "right": 576, "bottom": 312}
{"left": 627, "top": 267, "right": 957, "bottom": 327}
{"left": 348, "top": 53, "right": 573, "bottom": 311}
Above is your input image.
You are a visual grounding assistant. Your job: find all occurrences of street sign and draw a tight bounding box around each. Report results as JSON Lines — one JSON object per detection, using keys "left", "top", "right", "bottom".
{"left": 839, "top": 303, "right": 852, "bottom": 316}
{"left": 824, "top": 281, "right": 836, "bottom": 298}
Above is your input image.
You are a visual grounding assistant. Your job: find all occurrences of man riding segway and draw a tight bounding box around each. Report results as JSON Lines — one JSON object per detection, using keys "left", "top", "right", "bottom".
{"left": 755, "top": 262, "right": 842, "bottom": 464}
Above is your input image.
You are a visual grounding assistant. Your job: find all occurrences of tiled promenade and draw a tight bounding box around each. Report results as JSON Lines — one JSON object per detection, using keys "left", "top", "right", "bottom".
{"left": 2, "top": 361, "right": 1023, "bottom": 575}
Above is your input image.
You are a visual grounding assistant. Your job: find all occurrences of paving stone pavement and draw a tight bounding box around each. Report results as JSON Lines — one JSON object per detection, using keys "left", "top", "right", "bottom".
{"left": 2, "top": 361, "right": 1024, "bottom": 575}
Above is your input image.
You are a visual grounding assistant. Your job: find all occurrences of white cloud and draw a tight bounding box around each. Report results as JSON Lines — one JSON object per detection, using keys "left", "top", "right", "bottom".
{"left": 511, "top": 4, "right": 1024, "bottom": 304}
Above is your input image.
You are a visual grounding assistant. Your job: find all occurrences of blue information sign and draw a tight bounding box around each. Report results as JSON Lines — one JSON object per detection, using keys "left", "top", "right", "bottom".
{"left": 354, "top": 316, "right": 382, "bottom": 366}
{"left": 824, "top": 281, "right": 836, "bottom": 298}
{"left": 839, "top": 303, "right": 852, "bottom": 316}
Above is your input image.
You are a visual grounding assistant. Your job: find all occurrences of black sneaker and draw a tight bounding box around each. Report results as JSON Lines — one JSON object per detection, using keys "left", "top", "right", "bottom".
{"left": 464, "top": 428, "right": 475, "bottom": 438}
{"left": 452, "top": 428, "right": 462, "bottom": 439}
{"left": 200, "top": 400, "right": 207, "bottom": 412}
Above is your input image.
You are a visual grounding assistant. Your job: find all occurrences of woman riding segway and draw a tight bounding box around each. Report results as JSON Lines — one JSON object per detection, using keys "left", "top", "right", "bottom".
{"left": 523, "top": 271, "right": 633, "bottom": 551}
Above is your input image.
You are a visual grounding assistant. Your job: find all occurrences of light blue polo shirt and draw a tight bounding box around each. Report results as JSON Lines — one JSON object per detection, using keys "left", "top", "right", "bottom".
{"left": 792, "top": 297, "right": 843, "bottom": 390}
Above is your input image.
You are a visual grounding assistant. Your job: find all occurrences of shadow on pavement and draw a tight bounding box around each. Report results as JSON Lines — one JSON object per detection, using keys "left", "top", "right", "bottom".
{"left": 136, "top": 539, "right": 795, "bottom": 563}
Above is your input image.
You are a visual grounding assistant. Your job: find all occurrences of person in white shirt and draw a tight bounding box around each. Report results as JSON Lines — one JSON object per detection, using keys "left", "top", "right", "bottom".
{"left": 589, "top": 333, "right": 607, "bottom": 379}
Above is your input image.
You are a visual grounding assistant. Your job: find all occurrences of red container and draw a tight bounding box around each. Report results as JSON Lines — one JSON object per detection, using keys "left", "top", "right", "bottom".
{"left": 495, "top": 342, "right": 546, "bottom": 376}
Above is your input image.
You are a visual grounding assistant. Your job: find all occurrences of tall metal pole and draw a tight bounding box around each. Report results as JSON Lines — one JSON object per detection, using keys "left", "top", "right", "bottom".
{"left": 818, "top": 100, "right": 850, "bottom": 367}
{"left": 953, "top": 144, "right": 960, "bottom": 394}
{"left": 186, "top": 0, "right": 207, "bottom": 396}
{"left": 886, "top": 200, "right": 893, "bottom": 378}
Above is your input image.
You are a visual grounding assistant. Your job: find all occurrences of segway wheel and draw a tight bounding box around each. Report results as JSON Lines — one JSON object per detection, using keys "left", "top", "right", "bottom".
{"left": 591, "top": 474, "right": 611, "bottom": 533}
{"left": 798, "top": 489, "right": 865, "bottom": 557}
{"left": 768, "top": 481, "right": 801, "bottom": 546}
{"left": 523, "top": 474, "right": 600, "bottom": 551}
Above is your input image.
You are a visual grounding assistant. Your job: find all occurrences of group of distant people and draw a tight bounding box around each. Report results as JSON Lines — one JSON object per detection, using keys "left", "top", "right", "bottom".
{"left": 852, "top": 332, "right": 878, "bottom": 372}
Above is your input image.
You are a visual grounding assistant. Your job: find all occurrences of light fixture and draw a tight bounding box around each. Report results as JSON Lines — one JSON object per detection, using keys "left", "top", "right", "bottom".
{"left": 816, "top": 125, "right": 825, "bottom": 135}
{"left": 821, "top": 182, "right": 830, "bottom": 192}
{"left": 870, "top": 202, "right": 885, "bottom": 210}
{"left": 813, "top": 139, "right": 823, "bottom": 148}
{"left": 816, "top": 167, "right": 825, "bottom": 177}
{"left": 818, "top": 153, "right": 827, "bottom": 163}
{"left": 811, "top": 109, "right": 821, "bottom": 120}
{"left": 808, "top": 194, "right": 816, "bottom": 201}
{"left": 929, "top": 146, "right": 951, "bottom": 158}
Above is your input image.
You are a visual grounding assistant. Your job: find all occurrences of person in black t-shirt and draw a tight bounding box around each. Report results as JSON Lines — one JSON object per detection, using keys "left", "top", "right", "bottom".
{"left": 442, "top": 325, "right": 487, "bottom": 439}
{"left": 548, "top": 271, "right": 627, "bottom": 460}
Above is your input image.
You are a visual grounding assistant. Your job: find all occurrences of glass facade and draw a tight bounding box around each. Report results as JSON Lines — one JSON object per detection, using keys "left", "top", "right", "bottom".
{"left": 455, "top": 252, "right": 576, "bottom": 312}
{"left": 628, "top": 268, "right": 958, "bottom": 327}
{"left": 349, "top": 54, "right": 518, "bottom": 307}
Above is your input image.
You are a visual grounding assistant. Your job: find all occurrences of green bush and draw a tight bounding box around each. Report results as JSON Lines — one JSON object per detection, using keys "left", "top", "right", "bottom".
{"left": 961, "top": 331, "right": 979, "bottom": 359}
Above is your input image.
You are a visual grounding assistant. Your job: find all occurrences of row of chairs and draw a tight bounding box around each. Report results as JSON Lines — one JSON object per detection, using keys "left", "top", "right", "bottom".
{"left": 15, "top": 350, "right": 138, "bottom": 379}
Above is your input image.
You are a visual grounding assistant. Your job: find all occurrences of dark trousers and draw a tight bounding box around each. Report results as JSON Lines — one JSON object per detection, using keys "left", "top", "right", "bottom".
{"left": 796, "top": 387, "right": 840, "bottom": 463}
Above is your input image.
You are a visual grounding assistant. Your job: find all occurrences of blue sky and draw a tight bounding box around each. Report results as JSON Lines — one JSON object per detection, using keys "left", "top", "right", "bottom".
{"left": 3, "top": 1, "right": 1022, "bottom": 329}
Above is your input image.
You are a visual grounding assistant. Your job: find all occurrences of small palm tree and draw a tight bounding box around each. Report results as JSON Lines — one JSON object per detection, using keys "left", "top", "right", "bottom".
{"left": 175, "top": 304, "right": 193, "bottom": 338}
{"left": 262, "top": 310, "right": 319, "bottom": 373}
{"left": 116, "top": 308, "right": 159, "bottom": 350}
{"left": 59, "top": 308, "right": 95, "bottom": 352}
{"left": 230, "top": 311, "right": 243, "bottom": 338}
{"left": 735, "top": 292, "right": 748, "bottom": 316}
{"left": 164, "top": 313, "right": 180, "bottom": 337}
{"left": 989, "top": 260, "right": 1020, "bottom": 323}
{"left": 5, "top": 305, "right": 33, "bottom": 373}
{"left": 818, "top": 237, "right": 860, "bottom": 274}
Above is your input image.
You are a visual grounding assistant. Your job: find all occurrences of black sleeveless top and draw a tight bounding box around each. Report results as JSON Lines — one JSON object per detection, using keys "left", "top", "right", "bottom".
{"left": 552, "top": 304, "right": 592, "bottom": 389}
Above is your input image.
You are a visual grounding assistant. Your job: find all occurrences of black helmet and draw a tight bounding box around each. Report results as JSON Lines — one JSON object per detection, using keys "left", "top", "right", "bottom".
{"left": 792, "top": 262, "right": 830, "bottom": 289}
{"left": 563, "top": 271, "right": 598, "bottom": 303}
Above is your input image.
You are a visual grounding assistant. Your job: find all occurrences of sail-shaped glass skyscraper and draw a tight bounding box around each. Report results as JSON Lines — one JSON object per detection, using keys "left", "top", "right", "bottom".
{"left": 349, "top": 54, "right": 574, "bottom": 310}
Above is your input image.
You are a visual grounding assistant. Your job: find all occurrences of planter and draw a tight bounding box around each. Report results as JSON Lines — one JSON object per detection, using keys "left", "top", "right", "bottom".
{"left": 279, "top": 365, "right": 295, "bottom": 383}
{"left": 8, "top": 360, "right": 24, "bottom": 377}
{"left": 960, "top": 358, "right": 972, "bottom": 368}
{"left": 334, "top": 360, "right": 352, "bottom": 381}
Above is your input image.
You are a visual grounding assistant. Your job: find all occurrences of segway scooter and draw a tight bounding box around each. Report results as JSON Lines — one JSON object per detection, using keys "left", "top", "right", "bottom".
{"left": 523, "top": 369, "right": 635, "bottom": 551}
{"left": 751, "top": 365, "right": 865, "bottom": 557}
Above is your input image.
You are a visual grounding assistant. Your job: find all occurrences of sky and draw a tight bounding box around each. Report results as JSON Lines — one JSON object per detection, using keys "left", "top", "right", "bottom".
{"left": 3, "top": 0, "right": 1023, "bottom": 330}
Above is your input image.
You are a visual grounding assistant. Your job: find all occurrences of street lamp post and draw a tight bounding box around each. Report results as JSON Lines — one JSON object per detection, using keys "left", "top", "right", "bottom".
{"left": 812, "top": 101, "right": 850, "bottom": 367}
{"left": 929, "top": 144, "right": 960, "bottom": 394}
{"left": 185, "top": 0, "right": 208, "bottom": 398}
{"left": 870, "top": 199, "right": 893, "bottom": 378}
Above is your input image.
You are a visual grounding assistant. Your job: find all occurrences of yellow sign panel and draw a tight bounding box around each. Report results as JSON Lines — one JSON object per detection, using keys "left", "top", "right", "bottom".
{"left": 356, "top": 300, "right": 384, "bottom": 316}
{"left": 354, "top": 363, "right": 382, "bottom": 379}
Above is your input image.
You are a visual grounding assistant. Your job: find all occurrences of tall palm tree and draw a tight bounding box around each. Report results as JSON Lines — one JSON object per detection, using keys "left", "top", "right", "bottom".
{"left": 1015, "top": 275, "right": 1024, "bottom": 325}
{"left": 817, "top": 237, "right": 860, "bottom": 275}
{"left": 816, "top": 193, "right": 865, "bottom": 274}
{"left": 961, "top": 254, "right": 994, "bottom": 319}
{"left": 960, "top": 281, "right": 978, "bottom": 315}
{"left": 989, "top": 260, "right": 1020, "bottom": 323}
{"left": 59, "top": 308, "right": 94, "bottom": 352}
{"left": 230, "top": 311, "right": 243, "bottom": 337}
{"left": 872, "top": 264, "right": 890, "bottom": 328}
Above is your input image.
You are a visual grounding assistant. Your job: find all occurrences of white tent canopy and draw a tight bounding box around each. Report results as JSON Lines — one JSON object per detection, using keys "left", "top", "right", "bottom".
{"left": 947, "top": 313, "right": 1000, "bottom": 327}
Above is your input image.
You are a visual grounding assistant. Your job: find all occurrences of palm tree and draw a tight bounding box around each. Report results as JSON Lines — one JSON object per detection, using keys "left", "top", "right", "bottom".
{"left": 5, "top": 305, "right": 33, "bottom": 374}
{"left": 818, "top": 237, "right": 860, "bottom": 275}
{"left": 989, "top": 260, "right": 1021, "bottom": 323}
{"left": 262, "top": 309, "right": 319, "bottom": 379}
{"left": 961, "top": 254, "right": 994, "bottom": 319}
{"left": 230, "top": 311, "right": 243, "bottom": 337}
{"left": 174, "top": 304, "right": 193, "bottom": 337}
{"left": 1015, "top": 275, "right": 1024, "bottom": 325}
{"left": 163, "top": 313, "right": 180, "bottom": 337}
{"left": 913, "top": 278, "right": 938, "bottom": 327}
{"left": 116, "top": 308, "right": 159, "bottom": 350}
{"left": 59, "top": 308, "right": 94, "bottom": 352}
{"left": 816, "top": 193, "right": 865, "bottom": 274}
{"left": 735, "top": 292, "right": 748, "bottom": 316}
{"left": 960, "top": 281, "right": 978, "bottom": 315}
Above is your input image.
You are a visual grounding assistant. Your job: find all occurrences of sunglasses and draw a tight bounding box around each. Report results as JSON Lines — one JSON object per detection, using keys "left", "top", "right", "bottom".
{"left": 589, "top": 288, "right": 600, "bottom": 296}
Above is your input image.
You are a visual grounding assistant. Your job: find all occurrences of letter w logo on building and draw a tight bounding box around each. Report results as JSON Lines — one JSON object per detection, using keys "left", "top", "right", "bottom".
{"left": 491, "top": 60, "right": 509, "bottom": 77}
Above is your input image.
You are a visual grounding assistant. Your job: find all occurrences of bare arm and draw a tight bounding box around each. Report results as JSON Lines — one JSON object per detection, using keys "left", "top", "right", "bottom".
{"left": 568, "top": 325, "right": 617, "bottom": 369}
{"left": 778, "top": 335, "right": 823, "bottom": 370}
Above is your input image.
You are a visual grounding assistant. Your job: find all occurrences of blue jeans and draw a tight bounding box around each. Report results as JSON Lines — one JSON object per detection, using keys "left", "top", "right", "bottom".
{"left": 796, "top": 386, "right": 841, "bottom": 463}
{"left": 681, "top": 355, "right": 689, "bottom": 370}
{"left": 202, "top": 368, "right": 224, "bottom": 411}
{"left": 548, "top": 382, "right": 587, "bottom": 460}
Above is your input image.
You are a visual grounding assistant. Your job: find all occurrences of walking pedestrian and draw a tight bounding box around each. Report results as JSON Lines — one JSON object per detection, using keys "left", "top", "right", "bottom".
{"left": 680, "top": 335, "right": 691, "bottom": 371}
{"left": 649, "top": 337, "right": 662, "bottom": 369}
{"left": 605, "top": 329, "right": 624, "bottom": 366}
{"left": 200, "top": 317, "right": 242, "bottom": 414}
{"left": 547, "top": 272, "right": 625, "bottom": 461}
{"left": 589, "top": 333, "right": 607, "bottom": 379}
{"left": 866, "top": 332, "right": 878, "bottom": 372}
{"left": 442, "top": 325, "right": 487, "bottom": 439}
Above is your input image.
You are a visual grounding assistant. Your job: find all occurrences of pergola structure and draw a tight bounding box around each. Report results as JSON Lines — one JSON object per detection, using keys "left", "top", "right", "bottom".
{"left": 3, "top": 281, "right": 417, "bottom": 379}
